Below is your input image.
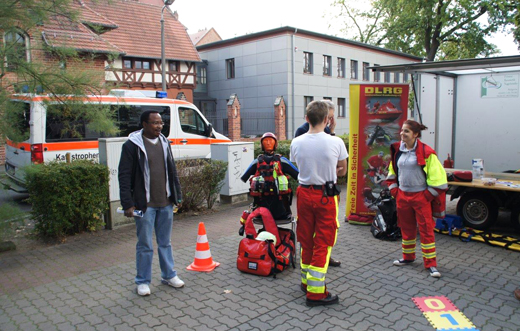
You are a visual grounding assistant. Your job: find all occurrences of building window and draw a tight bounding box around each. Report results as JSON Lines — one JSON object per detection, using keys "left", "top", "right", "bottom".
{"left": 337, "top": 98, "right": 346, "bottom": 118}
{"left": 337, "top": 58, "right": 345, "bottom": 78}
{"left": 394, "top": 72, "right": 400, "bottom": 83}
{"left": 373, "top": 64, "right": 380, "bottom": 82}
{"left": 304, "top": 96, "right": 314, "bottom": 115}
{"left": 169, "top": 61, "right": 180, "bottom": 72}
{"left": 226, "top": 58, "right": 235, "bottom": 79}
{"left": 384, "top": 72, "right": 391, "bottom": 83}
{"left": 4, "top": 30, "right": 30, "bottom": 70}
{"left": 323, "top": 55, "right": 332, "bottom": 76}
{"left": 197, "top": 66, "right": 207, "bottom": 85}
{"left": 123, "top": 58, "right": 151, "bottom": 70}
{"left": 404, "top": 73, "right": 409, "bottom": 82}
{"left": 303, "top": 52, "right": 313, "bottom": 74}
{"left": 350, "top": 60, "right": 358, "bottom": 79}
{"left": 363, "top": 62, "right": 370, "bottom": 81}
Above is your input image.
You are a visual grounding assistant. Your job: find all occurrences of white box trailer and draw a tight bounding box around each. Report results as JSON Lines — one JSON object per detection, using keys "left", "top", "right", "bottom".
{"left": 370, "top": 56, "right": 520, "bottom": 230}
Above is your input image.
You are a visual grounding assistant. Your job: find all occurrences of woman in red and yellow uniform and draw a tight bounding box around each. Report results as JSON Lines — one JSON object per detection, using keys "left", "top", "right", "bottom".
{"left": 386, "top": 120, "right": 448, "bottom": 278}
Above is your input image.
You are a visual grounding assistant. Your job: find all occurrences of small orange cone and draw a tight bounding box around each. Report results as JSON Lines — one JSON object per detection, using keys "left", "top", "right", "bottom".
{"left": 187, "top": 222, "right": 220, "bottom": 272}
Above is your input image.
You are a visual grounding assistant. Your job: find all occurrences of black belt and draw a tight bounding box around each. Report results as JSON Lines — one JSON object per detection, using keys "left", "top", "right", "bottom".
{"left": 299, "top": 184, "right": 324, "bottom": 189}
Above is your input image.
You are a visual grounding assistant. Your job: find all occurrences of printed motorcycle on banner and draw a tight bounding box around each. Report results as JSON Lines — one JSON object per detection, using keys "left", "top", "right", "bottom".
{"left": 346, "top": 84, "right": 409, "bottom": 225}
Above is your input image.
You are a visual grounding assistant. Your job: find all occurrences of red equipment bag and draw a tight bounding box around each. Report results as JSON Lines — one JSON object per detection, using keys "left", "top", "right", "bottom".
{"left": 447, "top": 171, "right": 473, "bottom": 182}
{"left": 237, "top": 207, "right": 295, "bottom": 277}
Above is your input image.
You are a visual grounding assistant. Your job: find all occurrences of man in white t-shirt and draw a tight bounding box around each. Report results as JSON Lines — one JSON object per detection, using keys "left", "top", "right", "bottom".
{"left": 290, "top": 100, "right": 348, "bottom": 307}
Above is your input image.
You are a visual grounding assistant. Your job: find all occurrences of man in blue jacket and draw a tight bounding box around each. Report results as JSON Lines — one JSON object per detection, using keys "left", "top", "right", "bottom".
{"left": 118, "top": 110, "right": 183, "bottom": 296}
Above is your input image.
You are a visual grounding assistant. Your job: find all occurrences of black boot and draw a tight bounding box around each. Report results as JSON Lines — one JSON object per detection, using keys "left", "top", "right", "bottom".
{"left": 329, "top": 257, "right": 341, "bottom": 267}
{"left": 306, "top": 293, "right": 339, "bottom": 307}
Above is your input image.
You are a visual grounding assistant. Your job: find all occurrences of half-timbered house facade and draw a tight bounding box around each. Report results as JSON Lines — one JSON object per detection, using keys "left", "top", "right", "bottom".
{"left": 2, "top": 0, "right": 201, "bottom": 100}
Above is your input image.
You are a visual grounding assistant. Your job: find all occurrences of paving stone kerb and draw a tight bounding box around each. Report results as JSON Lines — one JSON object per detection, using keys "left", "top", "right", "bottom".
{"left": 1, "top": 191, "right": 519, "bottom": 331}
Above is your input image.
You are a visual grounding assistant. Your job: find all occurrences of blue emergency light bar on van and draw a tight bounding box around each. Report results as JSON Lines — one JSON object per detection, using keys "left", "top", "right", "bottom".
{"left": 108, "top": 89, "right": 168, "bottom": 98}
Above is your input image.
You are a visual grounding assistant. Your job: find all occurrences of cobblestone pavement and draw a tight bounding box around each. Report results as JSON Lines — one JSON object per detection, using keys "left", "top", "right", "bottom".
{"left": 1, "top": 191, "right": 519, "bottom": 331}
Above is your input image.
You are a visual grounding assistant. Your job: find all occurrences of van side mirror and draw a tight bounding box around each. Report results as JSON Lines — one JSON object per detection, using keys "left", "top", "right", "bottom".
{"left": 204, "top": 123, "right": 214, "bottom": 137}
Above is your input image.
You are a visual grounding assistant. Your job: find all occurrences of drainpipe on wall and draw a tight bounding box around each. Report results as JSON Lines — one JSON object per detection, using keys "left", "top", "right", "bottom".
{"left": 291, "top": 28, "right": 297, "bottom": 139}
{"left": 435, "top": 75, "right": 440, "bottom": 151}
{"left": 451, "top": 77, "right": 458, "bottom": 163}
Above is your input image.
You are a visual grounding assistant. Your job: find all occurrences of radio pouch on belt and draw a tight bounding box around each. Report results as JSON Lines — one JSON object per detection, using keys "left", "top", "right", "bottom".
{"left": 325, "top": 181, "right": 341, "bottom": 197}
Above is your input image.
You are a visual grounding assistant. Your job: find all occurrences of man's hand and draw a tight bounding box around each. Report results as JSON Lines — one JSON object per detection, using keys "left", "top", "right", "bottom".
{"left": 328, "top": 115, "right": 336, "bottom": 132}
{"left": 124, "top": 206, "right": 136, "bottom": 218}
{"left": 336, "top": 159, "right": 347, "bottom": 177}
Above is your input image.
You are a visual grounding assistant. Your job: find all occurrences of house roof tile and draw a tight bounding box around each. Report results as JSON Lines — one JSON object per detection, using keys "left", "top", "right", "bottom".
{"left": 42, "top": 16, "right": 122, "bottom": 53}
{"left": 83, "top": 0, "right": 200, "bottom": 62}
{"left": 190, "top": 29, "right": 209, "bottom": 45}
{"left": 43, "top": 0, "right": 199, "bottom": 62}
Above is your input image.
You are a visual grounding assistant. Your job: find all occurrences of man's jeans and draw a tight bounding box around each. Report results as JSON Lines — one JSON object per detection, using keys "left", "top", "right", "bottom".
{"left": 135, "top": 204, "right": 176, "bottom": 285}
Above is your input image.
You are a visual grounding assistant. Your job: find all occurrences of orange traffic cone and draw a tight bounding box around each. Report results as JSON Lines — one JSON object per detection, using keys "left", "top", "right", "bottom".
{"left": 187, "top": 222, "right": 220, "bottom": 272}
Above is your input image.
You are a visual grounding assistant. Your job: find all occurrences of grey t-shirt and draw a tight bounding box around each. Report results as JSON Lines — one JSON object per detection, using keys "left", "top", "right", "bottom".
{"left": 143, "top": 137, "right": 170, "bottom": 207}
{"left": 397, "top": 141, "right": 427, "bottom": 192}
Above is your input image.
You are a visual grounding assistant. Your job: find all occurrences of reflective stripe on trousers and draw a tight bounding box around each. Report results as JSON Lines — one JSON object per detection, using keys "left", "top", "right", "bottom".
{"left": 296, "top": 186, "right": 339, "bottom": 300}
{"left": 396, "top": 189, "right": 437, "bottom": 268}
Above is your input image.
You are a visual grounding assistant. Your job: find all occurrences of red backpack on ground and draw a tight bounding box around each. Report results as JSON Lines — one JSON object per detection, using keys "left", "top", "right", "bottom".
{"left": 237, "top": 207, "right": 295, "bottom": 277}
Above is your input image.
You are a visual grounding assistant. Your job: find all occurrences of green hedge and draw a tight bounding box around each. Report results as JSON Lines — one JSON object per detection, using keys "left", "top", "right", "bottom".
{"left": 26, "top": 161, "right": 109, "bottom": 239}
{"left": 253, "top": 134, "right": 350, "bottom": 184}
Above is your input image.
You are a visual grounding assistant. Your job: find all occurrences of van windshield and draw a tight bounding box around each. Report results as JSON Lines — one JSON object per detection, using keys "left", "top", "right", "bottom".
{"left": 45, "top": 104, "right": 170, "bottom": 141}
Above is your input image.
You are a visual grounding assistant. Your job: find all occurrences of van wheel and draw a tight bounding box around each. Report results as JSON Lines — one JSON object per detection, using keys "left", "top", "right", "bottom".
{"left": 510, "top": 206, "right": 520, "bottom": 231}
{"left": 457, "top": 192, "right": 498, "bottom": 230}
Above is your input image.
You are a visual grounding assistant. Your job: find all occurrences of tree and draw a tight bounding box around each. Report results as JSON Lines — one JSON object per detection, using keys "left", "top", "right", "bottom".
{"left": 0, "top": 0, "right": 118, "bottom": 142}
{"left": 332, "top": 0, "right": 518, "bottom": 61}
{"left": 514, "top": 4, "right": 520, "bottom": 47}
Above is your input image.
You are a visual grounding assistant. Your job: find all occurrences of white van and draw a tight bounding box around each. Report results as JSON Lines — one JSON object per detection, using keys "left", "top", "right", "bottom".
{"left": 2, "top": 90, "right": 230, "bottom": 192}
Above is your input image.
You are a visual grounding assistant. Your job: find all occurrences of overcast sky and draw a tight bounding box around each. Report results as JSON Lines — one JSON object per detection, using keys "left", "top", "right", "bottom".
{"left": 172, "top": 0, "right": 519, "bottom": 56}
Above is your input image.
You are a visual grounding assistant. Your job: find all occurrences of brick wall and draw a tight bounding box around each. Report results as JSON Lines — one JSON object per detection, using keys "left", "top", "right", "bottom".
{"left": 197, "top": 29, "right": 222, "bottom": 46}
{"left": 0, "top": 138, "right": 5, "bottom": 165}
{"left": 227, "top": 94, "right": 241, "bottom": 141}
{"left": 274, "top": 97, "right": 287, "bottom": 141}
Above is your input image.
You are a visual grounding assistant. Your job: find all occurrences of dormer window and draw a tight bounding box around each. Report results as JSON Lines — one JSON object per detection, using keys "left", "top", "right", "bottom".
{"left": 3, "top": 30, "right": 30, "bottom": 70}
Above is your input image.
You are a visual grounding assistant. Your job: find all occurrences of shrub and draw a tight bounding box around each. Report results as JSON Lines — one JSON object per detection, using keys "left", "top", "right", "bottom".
{"left": 25, "top": 161, "right": 109, "bottom": 239}
{"left": 176, "top": 159, "right": 228, "bottom": 212}
{"left": 200, "top": 160, "right": 227, "bottom": 209}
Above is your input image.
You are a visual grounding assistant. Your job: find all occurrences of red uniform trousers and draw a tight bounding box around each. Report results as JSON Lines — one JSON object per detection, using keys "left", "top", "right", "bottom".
{"left": 396, "top": 189, "right": 437, "bottom": 268}
{"left": 296, "top": 186, "right": 339, "bottom": 300}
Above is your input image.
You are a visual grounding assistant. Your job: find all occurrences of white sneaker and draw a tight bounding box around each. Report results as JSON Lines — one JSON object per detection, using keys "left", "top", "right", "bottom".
{"left": 162, "top": 276, "right": 185, "bottom": 288}
{"left": 429, "top": 267, "right": 441, "bottom": 278}
{"left": 393, "top": 259, "right": 415, "bottom": 266}
{"left": 137, "top": 284, "right": 151, "bottom": 296}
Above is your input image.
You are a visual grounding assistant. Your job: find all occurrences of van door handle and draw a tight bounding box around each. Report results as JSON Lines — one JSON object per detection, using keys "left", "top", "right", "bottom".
{"left": 180, "top": 139, "right": 188, "bottom": 144}
{"left": 14, "top": 150, "right": 19, "bottom": 155}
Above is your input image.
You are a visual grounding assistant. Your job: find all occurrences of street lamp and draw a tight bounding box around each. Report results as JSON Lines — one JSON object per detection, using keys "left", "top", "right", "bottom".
{"left": 161, "top": 0, "right": 175, "bottom": 93}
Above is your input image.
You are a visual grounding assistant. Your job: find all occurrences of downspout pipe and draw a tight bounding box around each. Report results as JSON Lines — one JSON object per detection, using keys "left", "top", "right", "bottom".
{"left": 291, "top": 28, "right": 297, "bottom": 139}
